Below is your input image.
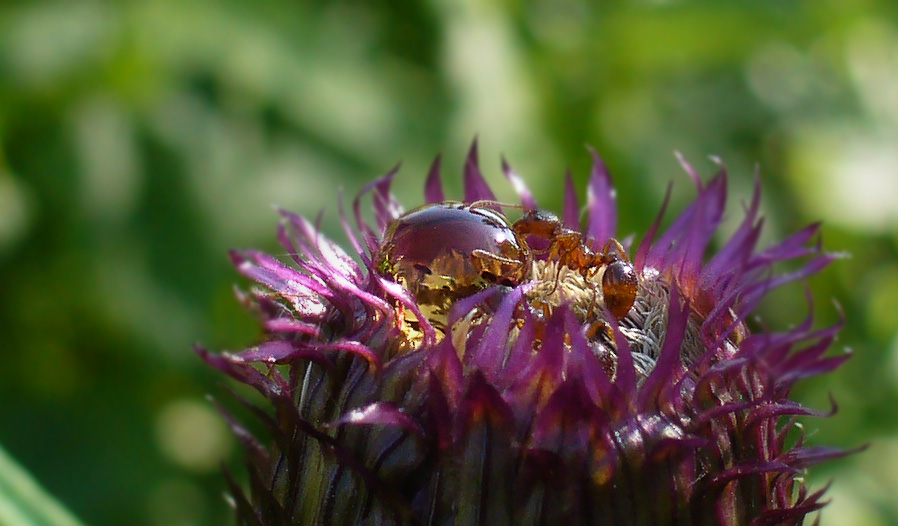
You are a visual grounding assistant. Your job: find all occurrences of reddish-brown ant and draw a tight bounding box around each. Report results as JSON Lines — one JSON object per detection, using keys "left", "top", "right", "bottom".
{"left": 511, "top": 208, "right": 638, "bottom": 319}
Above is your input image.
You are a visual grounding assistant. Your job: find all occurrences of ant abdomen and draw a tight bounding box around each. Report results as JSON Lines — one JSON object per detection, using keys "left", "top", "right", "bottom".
{"left": 602, "top": 259, "right": 638, "bottom": 319}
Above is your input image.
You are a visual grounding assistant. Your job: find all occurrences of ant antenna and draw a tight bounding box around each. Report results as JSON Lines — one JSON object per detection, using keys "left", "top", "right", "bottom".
{"left": 468, "top": 199, "right": 525, "bottom": 210}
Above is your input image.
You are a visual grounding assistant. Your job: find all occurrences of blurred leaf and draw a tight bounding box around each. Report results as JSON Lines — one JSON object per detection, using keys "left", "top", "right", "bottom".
{"left": 0, "top": 444, "right": 85, "bottom": 526}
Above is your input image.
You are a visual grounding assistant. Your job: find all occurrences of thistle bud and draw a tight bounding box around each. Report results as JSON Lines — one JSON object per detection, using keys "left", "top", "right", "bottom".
{"left": 199, "top": 143, "right": 852, "bottom": 525}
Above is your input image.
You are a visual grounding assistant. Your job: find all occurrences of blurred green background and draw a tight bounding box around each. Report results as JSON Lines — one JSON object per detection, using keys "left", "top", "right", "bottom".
{"left": 1, "top": 1, "right": 896, "bottom": 524}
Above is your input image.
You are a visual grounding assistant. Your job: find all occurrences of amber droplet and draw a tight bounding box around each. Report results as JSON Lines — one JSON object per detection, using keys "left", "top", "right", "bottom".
{"left": 378, "top": 202, "right": 531, "bottom": 327}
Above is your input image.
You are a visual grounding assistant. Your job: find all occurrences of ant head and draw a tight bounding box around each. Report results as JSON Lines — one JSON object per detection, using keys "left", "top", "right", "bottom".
{"left": 520, "top": 208, "right": 560, "bottom": 224}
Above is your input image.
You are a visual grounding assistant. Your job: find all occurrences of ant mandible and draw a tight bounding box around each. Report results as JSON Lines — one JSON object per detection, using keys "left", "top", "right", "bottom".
{"left": 511, "top": 209, "right": 639, "bottom": 319}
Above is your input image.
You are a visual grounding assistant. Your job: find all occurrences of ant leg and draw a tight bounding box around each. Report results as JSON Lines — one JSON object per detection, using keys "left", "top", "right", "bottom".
{"left": 583, "top": 281, "right": 598, "bottom": 319}
{"left": 468, "top": 199, "right": 521, "bottom": 211}
{"left": 600, "top": 238, "right": 630, "bottom": 264}
{"left": 471, "top": 249, "right": 531, "bottom": 286}
{"left": 548, "top": 264, "right": 562, "bottom": 295}
{"left": 585, "top": 320, "right": 610, "bottom": 340}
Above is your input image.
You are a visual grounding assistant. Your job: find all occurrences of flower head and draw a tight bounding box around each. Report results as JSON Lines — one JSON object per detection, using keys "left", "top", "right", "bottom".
{"left": 199, "top": 142, "right": 851, "bottom": 525}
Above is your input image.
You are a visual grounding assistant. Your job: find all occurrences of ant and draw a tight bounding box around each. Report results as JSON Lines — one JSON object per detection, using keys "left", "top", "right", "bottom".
{"left": 511, "top": 208, "right": 638, "bottom": 319}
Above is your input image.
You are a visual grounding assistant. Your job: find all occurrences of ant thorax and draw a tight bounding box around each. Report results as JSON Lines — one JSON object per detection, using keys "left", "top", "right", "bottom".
{"left": 524, "top": 259, "right": 606, "bottom": 321}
